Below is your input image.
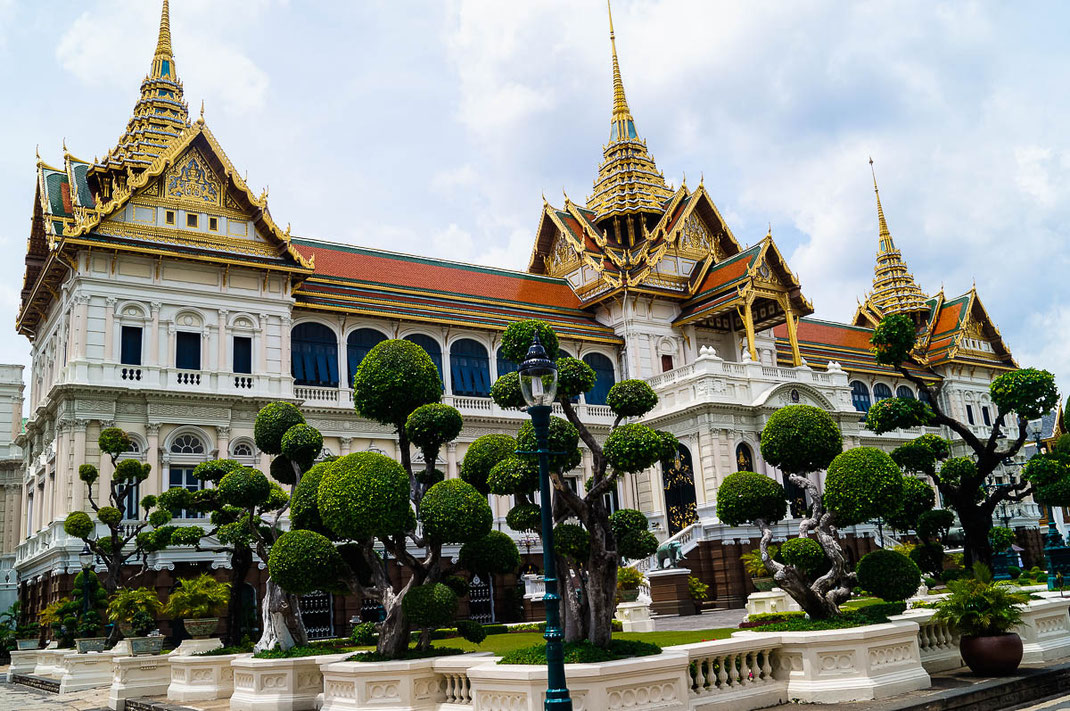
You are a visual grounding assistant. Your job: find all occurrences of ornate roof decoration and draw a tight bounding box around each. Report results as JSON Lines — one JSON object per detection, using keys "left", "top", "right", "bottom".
{"left": 99, "top": 0, "right": 189, "bottom": 172}
{"left": 855, "top": 159, "right": 929, "bottom": 325}
{"left": 585, "top": 1, "right": 673, "bottom": 228}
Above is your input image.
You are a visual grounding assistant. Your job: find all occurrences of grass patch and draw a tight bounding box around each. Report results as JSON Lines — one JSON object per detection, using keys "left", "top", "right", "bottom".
{"left": 349, "top": 646, "right": 466, "bottom": 663}
{"left": 434, "top": 628, "right": 734, "bottom": 655}
{"left": 499, "top": 639, "right": 661, "bottom": 665}
{"left": 752, "top": 603, "right": 906, "bottom": 633}
{"left": 841, "top": 597, "right": 883, "bottom": 609}
{"left": 195, "top": 644, "right": 253, "bottom": 656}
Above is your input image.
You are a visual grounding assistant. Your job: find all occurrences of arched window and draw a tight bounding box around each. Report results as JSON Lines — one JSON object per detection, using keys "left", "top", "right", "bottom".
{"left": 170, "top": 434, "right": 205, "bottom": 455}
{"left": 735, "top": 443, "right": 754, "bottom": 471}
{"left": 663, "top": 444, "right": 697, "bottom": 536}
{"left": 850, "top": 381, "right": 871, "bottom": 413}
{"left": 495, "top": 347, "right": 518, "bottom": 378}
{"left": 230, "top": 439, "right": 255, "bottom": 458}
{"left": 896, "top": 386, "right": 915, "bottom": 400}
{"left": 874, "top": 383, "right": 893, "bottom": 402}
{"left": 450, "top": 339, "right": 491, "bottom": 397}
{"left": 291, "top": 323, "right": 338, "bottom": 388}
{"left": 406, "top": 334, "right": 443, "bottom": 380}
{"left": 347, "top": 328, "right": 387, "bottom": 388}
{"left": 168, "top": 432, "right": 207, "bottom": 518}
{"left": 582, "top": 353, "right": 616, "bottom": 406}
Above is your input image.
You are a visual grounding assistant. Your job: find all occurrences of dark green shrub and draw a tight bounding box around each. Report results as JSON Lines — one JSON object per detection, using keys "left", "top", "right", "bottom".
{"left": 459, "top": 531, "right": 521, "bottom": 576}
{"left": 317, "top": 452, "right": 412, "bottom": 541}
{"left": 254, "top": 402, "right": 306, "bottom": 454}
{"left": 461, "top": 434, "right": 516, "bottom": 495}
{"left": 759, "top": 404, "right": 842, "bottom": 474}
{"left": 886, "top": 477, "right": 936, "bottom": 532}
{"left": 402, "top": 583, "right": 458, "bottom": 630}
{"left": 457, "top": 619, "right": 487, "bottom": 644}
{"left": 498, "top": 639, "right": 660, "bottom": 665}
{"left": 603, "top": 423, "right": 664, "bottom": 473}
{"left": 990, "top": 368, "right": 1059, "bottom": 420}
{"left": 1008, "top": 565, "right": 1022, "bottom": 580}
{"left": 350, "top": 621, "right": 377, "bottom": 646}
{"left": 79, "top": 464, "right": 99, "bottom": 485}
{"left": 870, "top": 314, "right": 915, "bottom": 366}
{"left": 64, "top": 511, "right": 94, "bottom": 539}
{"left": 268, "top": 530, "right": 345, "bottom": 596}
{"left": 405, "top": 404, "right": 464, "bottom": 454}
{"left": 605, "top": 380, "right": 658, "bottom": 418}
{"left": 443, "top": 576, "right": 470, "bottom": 597}
{"left": 193, "top": 459, "right": 243, "bottom": 484}
{"left": 909, "top": 542, "right": 945, "bottom": 575}
{"left": 824, "top": 447, "right": 903, "bottom": 527}
{"left": 938, "top": 457, "right": 976, "bottom": 486}
{"left": 114, "top": 458, "right": 148, "bottom": 482}
{"left": 97, "top": 506, "right": 123, "bottom": 526}
{"left": 865, "top": 398, "right": 934, "bottom": 435}
{"left": 517, "top": 417, "right": 580, "bottom": 473}
{"left": 170, "top": 526, "right": 204, "bottom": 546}
{"left": 715, "top": 471, "right": 787, "bottom": 525}
{"left": 291, "top": 462, "right": 330, "bottom": 534}
{"left": 490, "top": 371, "right": 526, "bottom": 409}
{"left": 856, "top": 550, "right": 921, "bottom": 602}
{"left": 270, "top": 455, "right": 298, "bottom": 485}
{"left": 499, "top": 320, "right": 559, "bottom": 363}
{"left": 99, "top": 427, "right": 132, "bottom": 456}
{"left": 487, "top": 457, "right": 538, "bottom": 496}
{"left": 990, "top": 526, "right": 1015, "bottom": 553}
{"left": 554, "top": 523, "right": 589, "bottom": 561}
{"left": 353, "top": 339, "right": 442, "bottom": 425}
{"left": 557, "top": 357, "right": 596, "bottom": 400}
{"left": 420, "top": 479, "right": 493, "bottom": 544}
{"left": 917, "top": 509, "right": 955, "bottom": 541}
{"left": 217, "top": 468, "right": 271, "bottom": 509}
{"left": 506, "top": 503, "right": 541, "bottom": 533}
{"left": 780, "top": 537, "right": 828, "bottom": 578}
{"left": 280, "top": 424, "right": 323, "bottom": 471}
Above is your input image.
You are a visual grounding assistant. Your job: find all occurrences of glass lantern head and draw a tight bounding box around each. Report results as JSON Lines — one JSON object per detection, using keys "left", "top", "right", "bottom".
{"left": 78, "top": 542, "right": 93, "bottom": 569}
{"left": 518, "top": 333, "right": 558, "bottom": 407}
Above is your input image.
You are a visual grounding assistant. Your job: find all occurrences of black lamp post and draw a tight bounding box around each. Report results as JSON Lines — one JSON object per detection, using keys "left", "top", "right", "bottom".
{"left": 78, "top": 542, "right": 94, "bottom": 617}
{"left": 518, "top": 334, "right": 572, "bottom": 711}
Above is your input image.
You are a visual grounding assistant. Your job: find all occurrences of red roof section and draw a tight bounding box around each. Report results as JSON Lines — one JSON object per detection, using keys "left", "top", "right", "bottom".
{"left": 774, "top": 320, "right": 875, "bottom": 351}
{"left": 931, "top": 300, "right": 965, "bottom": 337}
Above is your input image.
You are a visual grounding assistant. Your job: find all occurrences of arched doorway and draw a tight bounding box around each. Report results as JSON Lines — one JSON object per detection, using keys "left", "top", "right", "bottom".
{"left": 663, "top": 444, "right": 698, "bottom": 535}
{"left": 735, "top": 443, "right": 754, "bottom": 471}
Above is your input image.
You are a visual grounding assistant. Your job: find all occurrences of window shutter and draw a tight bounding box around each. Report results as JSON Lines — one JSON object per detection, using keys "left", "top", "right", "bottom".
{"left": 176, "top": 332, "right": 201, "bottom": 370}
{"left": 120, "top": 326, "right": 143, "bottom": 366}
{"left": 233, "top": 336, "right": 252, "bottom": 374}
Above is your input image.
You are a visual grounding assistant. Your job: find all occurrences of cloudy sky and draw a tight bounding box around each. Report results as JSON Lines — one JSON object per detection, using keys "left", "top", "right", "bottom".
{"left": 1, "top": 1, "right": 1069, "bottom": 391}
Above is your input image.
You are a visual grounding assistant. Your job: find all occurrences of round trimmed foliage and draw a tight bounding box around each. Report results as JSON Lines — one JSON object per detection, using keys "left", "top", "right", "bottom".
{"left": 990, "top": 368, "right": 1059, "bottom": 421}
{"left": 917, "top": 509, "right": 955, "bottom": 541}
{"left": 218, "top": 467, "right": 272, "bottom": 509}
{"left": 193, "top": 459, "right": 243, "bottom": 484}
{"left": 443, "top": 575, "right": 470, "bottom": 597}
{"left": 1054, "top": 434, "right": 1070, "bottom": 458}
{"left": 886, "top": 477, "right": 936, "bottom": 532}
{"left": 459, "top": 531, "right": 521, "bottom": 576}
{"left": 416, "top": 468, "right": 446, "bottom": 486}
{"left": 280, "top": 424, "right": 323, "bottom": 472}
{"left": 891, "top": 441, "right": 937, "bottom": 478}
{"left": 824, "top": 447, "right": 903, "bottom": 527}
{"left": 490, "top": 371, "right": 527, "bottom": 410}
{"left": 655, "top": 431, "right": 680, "bottom": 464}
{"left": 158, "top": 486, "right": 192, "bottom": 516}
{"left": 270, "top": 455, "right": 298, "bottom": 485}
{"left": 938, "top": 457, "right": 977, "bottom": 486}
{"left": 457, "top": 619, "right": 487, "bottom": 645}
{"left": 405, "top": 404, "right": 463, "bottom": 454}
{"left": 871, "top": 314, "right": 916, "bottom": 366}
{"left": 420, "top": 479, "right": 493, "bottom": 544}
{"left": 1024, "top": 454, "right": 1067, "bottom": 488}
{"left": 760, "top": 405, "right": 842, "bottom": 475}
{"left": 291, "top": 462, "right": 330, "bottom": 534}
{"left": 268, "top": 529, "right": 346, "bottom": 596}
{"left": 98, "top": 427, "right": 132, "bottom": 456}
{"left": 517, "top": 417, "right": 581, "bottom": 474}
{"left": 780, "top": 537, "right": 828, "bottom": 578}
{"left": 506, "top": 503, "right": 541, "bottom": 533}
{"left": 617, "top": 529, "right": 658, "bottom": 560}
{"left": 170, "top": 526, "right": 204, "bottom": 547}
{"left": 487, "top": 456, "right": 538, "bottom": 496}
{"left": 554, "top": 523, "right": 590, "bottom": 562}
{"left": 265, "top": 481, "right": 291, "bottom": 512}
{"left": 557, "top": 357, "right": 596, "bottom": 400}
{"left": 499, "top": 320, "right": 560, "bottom": 363}
{"left": 865, "top": 398, "right": 934, "bottom": 435}
{"left": 990, "top": 526, "right": 1015, "bottom": 553}
{"left": 254, "top": 402, "right": 306, "bottom": 455}
{"left": 461, "top": 434, "right": 516, "bottom": 495}
{"left": 353, "top": 339, "right": 442, "bottom": 426}
{"left": 1036, "top": 476, "right": 1070, "bottom": 507}
{"left": 715, "top": 471, "right": 787, "bottom": 526}
{"left": 64, "top": 511, "right": 94, "bottom": 539}
{"left": 606, "top": 380, "right": 658, "bottom": 418}
{"left": 317, "top": 452, "right": 412, "bottom": 541}
{"left": 114, "top": 458, "right": 147, "bottom": 483}
{"left": 603, "top": 423, "right": 663, "bottom": 474}
{"left": 97, "top": 506, "right": 122, "bottom": 526}
{"left": 909, "top": 542, "right": 945, "bottom": 575}
{"left": 79, "top": 464, "right": 99, "bottom": 485}
{"left": 915, "top": 434, "right": 951, "bottom": 460}
{"left": 856, "top": 550, "right": 921, "bottom": 602}
{"left": 139, "top": 495, "right": 157, "bottom": 510}
{"left": 402, "top": 583, "right": 459, "bottom": 630}
{"left": 609, "top": 509, "right": 648, "bottom": 540}
{"left": 148, "top": 509, "right": 172, "bottom": 528}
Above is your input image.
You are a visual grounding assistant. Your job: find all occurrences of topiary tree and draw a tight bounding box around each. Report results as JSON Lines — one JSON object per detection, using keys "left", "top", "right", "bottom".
{"left": 717, "top": 405, "right": 911, "bottom": 619}
{"left": 63, "top": 427, "right": 182, "bottom": 642}
{"left": 470, "top": 320, "right": 659, "bottom": 648}
{"left": 868, "top": 313, "right": 1062, "bottom": 567}
{"left": 268, "top": 339, "right": 521, "bottom": 659}
{"left": 856, "top": 549, "right": 922, "bottom": 602}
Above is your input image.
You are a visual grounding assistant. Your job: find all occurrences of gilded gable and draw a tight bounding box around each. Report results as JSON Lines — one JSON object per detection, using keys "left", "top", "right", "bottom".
{"left": 164, "top": 149, "right": 222, "bottom": 207}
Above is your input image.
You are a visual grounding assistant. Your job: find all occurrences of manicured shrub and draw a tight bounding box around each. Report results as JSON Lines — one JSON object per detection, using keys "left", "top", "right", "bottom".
{"left": 64, "top": 511, "right": 94, "bottom": 539}
{"left": 990, "top": 368, "right": 1059, "bottom": 420}
{"left": 97, "top": 506, "right": 123, "bottom": 526}
{"left": 350, "top": 621, "right": 377, "bottom": 646}
{"left": 254, "top": 402, "right": 306, "bottom": 454}
{"left": 759, "top": 405, "right": 842, "bottom": 474}
{"left": 270, "top": 455, "right": 297, "bottom": 485}
{"left": 603, "top": 423, "right": 663, "bottom": 473}
{"left": 938, "top": 457, "right": 976, "bottom": 486}
{"left": 459, "top": 531, "right": 521, "bottom": 576}
{"left": 716, "top": 471, "right": 787, "bottom": 525}
{"left": 487, "top": 457, "right": 538, "bottom": 496}
{"left": 170, "top": 526, "right": 204, "bottom": 546}
{"left": 114, "top": 458, "right": 148, "bottom": 482}
{"left": 456, "top": 619, "right": 487, "bottom": 644}
{"left": 824, "top": 447, "right": 903, "bottom": 527}
{"left": 856, "top": 550, "right": 921, "bottom": 602}
{"left": 990, "top": 526, "right": 1015, "bottom": 553}
{"left": 556, "top": 357, "right": 596, "bottom": 400}
{"left": 461, "top": 435, "right": 517, "bottom": 495}
{"left": 517, "top": 417, "right": 580, "bottom": 473}
{"left": 506, "top": 503, "right": 541, "bottom": 533}
{"left": 606, "top": 380, "right": 658, "bottom": 418}
{"left": 490, "top": 371, "right": 526, "bottom": 409}
{"left": 317, "top": 452, "right": 412, "bottom": 541}
{"left": 353, "top": 339, "right": 442, "bottom": 425}
{"left": 886, "top": 476, "right": 936, "bottom": 532}
{"left": 79, "top": 464, "right": 99, "bottom": 485}
{"left": 193, "top": 459, "right": 243, "bottom": 484}
{"left": 280, "top": 424, "right": 323, "bottom": 471}
{"left": 290, "top": 462, "right": 330, "bottom": 534}
{"left": 780, "top": 537, "right": 828, "bottom": 578}
{"left": 909, "top": 542, "right": 945, "bottom": 575}
{"left": 268, "top": 530, "right": 345, "bottom": 596}
{"left": 499, "top": 320, "right": 560, "bottom": 363}
{"left": 405, "top": 404, "right": 464, "bottom": 454}
{"left": 217, "top": 468, "right": 272, "bottom": 509}
{"left": 402, "top": 583, "right": 458, "bottom": 630}
{"left": 917, "top": 509, "right": 955, "bottom": 541}
{"left": 99, "top": 427, "right": 132, "bottom": 456}
{"left": 554, "top": 523, "right": 590, "bottom": 561}
{"left": 419, "top": 479, "right": 493, "bottom": 544}
{"left": 870, "top": 314, "right": 915, "bottom": 366}
{"left": 498, "top": 639, "right": 660, "bottom": 665}
{"left": 865, "top": 398, "right": 934, "bottom": 435}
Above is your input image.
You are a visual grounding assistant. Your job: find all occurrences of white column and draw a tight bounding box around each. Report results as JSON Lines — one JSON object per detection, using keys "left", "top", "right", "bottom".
{"left": 216, "top": 426, "right": 230, "bottom": 460}
{"left": 217, "top": 310, "right": 229, "bottom": 372}
{"left": 258, "top": 313, "right": 269, "bottom": 373}
{"left": 72, "top": 420, "right": 88, "bottom": 512}
{"left": 103, "top": 298, "right": 117, "bottom": 361}
{"left": 145, "top": 423, "right": 161, "bottom": 498}
{"left": 73, "top": 294, "right": 90, "bottom": 360}
{"left": 446, "top": 443, "right": 458, "bottom": 478}
{"left": 150, "top": 302, "right": 161, "bottom": 364}
{"left": 339, "top": 437, "right": 352, "bottom": 456}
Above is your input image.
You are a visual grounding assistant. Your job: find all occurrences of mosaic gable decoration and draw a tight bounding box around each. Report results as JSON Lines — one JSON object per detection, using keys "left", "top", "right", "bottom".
{"left": 165, "top": 151, "right": 220, "bottom": 205}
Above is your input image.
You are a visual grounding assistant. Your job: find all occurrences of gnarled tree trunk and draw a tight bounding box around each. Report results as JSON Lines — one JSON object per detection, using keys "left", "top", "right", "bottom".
{"left": 375, "top": 585, "right": 411, "bottom": 658}
{"left": 254, "top": 579, "right": 307, "bottom": 653}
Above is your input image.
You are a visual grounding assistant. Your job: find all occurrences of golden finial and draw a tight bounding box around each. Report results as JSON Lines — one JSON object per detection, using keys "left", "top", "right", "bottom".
{"left": 607, "top": 0, "right": 634, "bottom": 142}
{"left": 767, "top": 222, "right": 772, "bottom": 239}
{"left": 285, "top": 223, "right": 292, "bottom": 240}
{"left": 681, "top": 171, "right": 687, "bottom": 189}
{"left": 35, "top": 145, "right": 40, "bottom": 161}
{"left": 869, "top": 157, "right": 893, "bottom": 252}
{"left": 198, "top": 99, "right": 205, "bottom": 124}
{"left": 699, "top": 172, "right": 704, "bottom": 187}
{"left": 155, "top": 0, "right": 173, "bottom": 69}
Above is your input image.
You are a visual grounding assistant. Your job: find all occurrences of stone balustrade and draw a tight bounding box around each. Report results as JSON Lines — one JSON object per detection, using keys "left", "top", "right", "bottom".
{"left": 888, "top": 609, "right": 961, "bottom": 673}
{"left": 676, "top": 636, "right": 785, "bottom": 708}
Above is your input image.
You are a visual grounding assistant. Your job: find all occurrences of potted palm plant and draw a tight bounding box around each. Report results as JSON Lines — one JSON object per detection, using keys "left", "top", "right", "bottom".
{"left": 616, "top": 566, "right": 644, "bottom": 602}
{"left": 165, "top": 574, "right": 230, "bottom": 640}
{"left": 742, "top": 545, "right": 777, "bottom": 591}
{"left": 934, "top": 563, "right": 1030, "bottom": 676}
{"left": 107, "top": 587, "right": 163, "bottom": 655}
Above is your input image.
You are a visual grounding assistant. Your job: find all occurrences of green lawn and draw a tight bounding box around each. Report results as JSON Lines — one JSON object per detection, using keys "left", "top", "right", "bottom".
{"left": 433, "top": 627, "right": 734, "bottom": 655}
{"left": 841, "top": 597, "right": 883, "bottom": 609}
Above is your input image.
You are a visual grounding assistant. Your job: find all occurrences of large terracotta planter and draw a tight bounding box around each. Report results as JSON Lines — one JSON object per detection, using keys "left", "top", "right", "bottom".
{"left": 960, "top": 633, "right": 1023, "bottom": 676}
{"left": 183, "top": 617, "right": 218, "bottom": 639}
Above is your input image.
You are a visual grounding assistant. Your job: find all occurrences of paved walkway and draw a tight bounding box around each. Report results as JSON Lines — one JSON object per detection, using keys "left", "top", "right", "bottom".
{"left": 653, "top": 607, "right": 746, "bottom": 631}
{"left": 0, "top": 678, "right": 110, "bottom": 710}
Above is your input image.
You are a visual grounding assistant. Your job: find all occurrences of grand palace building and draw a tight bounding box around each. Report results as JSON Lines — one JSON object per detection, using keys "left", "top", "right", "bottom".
{"left": 10, "top": 2, "right": 1046, "bottom": 634}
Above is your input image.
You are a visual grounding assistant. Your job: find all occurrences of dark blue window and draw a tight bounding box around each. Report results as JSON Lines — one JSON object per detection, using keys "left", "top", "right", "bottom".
{"left": 291, "top": 323, "right": 338, "bottom": 387}
{"left": 121, "top": 326, "right": 142, "bottom": 366}
{"left": 347, "top": 328, "right": 387, "bottom": 387}
{"left": 582, "top": 353, "right": 616, "bottom": 406}
{"left": 919, "top": 389, "right": 932, "bottom": 405}
{"left": 450, "top": 339, "right": 491, "bottom": 397}
{"left": 169, "top": 467, "right": 203, "bottom": 519}
{"left": 176, "top": 332, "right": 201, "bottom": 370}
{"left": 874, "top": 383, "right": 893, "bottom": 401}
{"left": 850, "top": 381, "right": 871, "bottom": 413}
{"left": 120, "top": 480, "right": 139, "bottom": 520}
{"left": 496, "top": 347, "right": 518, "bottom": 377}
{"left": 407, "top": 334, "right": 444, "bottom": 381}
{"left": 233, "top": 336, "right": 252, "bottom": 374}
{"left": 896, "top": 386, "right": 915, "bottom": 400}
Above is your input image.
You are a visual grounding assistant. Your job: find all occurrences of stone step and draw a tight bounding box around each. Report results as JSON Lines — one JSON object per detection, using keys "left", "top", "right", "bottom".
{"left": 10, "top": 673, "right": 61, "bottom": 693}
{"left": 125, "top": 698, "right": 199, "bottom": 711}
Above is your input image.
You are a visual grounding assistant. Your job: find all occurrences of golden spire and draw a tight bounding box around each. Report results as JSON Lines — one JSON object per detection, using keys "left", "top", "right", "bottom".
{"left": 152, "top": 0, "right": 175, "bottom": 80}
{"left": 587, "top": 1, "right": 672, "bottom": 226}
{"left": 862, "top": 158, "right": 928, "bottom": 318}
